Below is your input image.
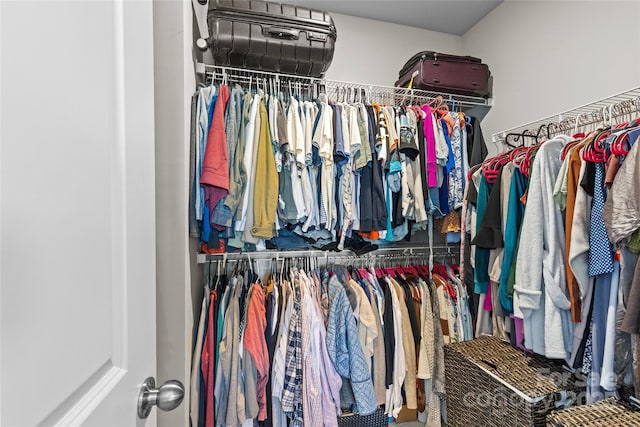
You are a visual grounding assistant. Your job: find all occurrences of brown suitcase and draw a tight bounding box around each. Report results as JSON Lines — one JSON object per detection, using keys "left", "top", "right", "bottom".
{"left": 395, "top": 51, "right": 492, "bottom": 98}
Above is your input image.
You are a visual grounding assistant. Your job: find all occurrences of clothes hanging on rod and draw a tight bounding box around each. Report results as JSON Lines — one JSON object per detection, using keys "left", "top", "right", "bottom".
{"left": 197, "top": 63, "right": 493, "bottom": 110}
{"left": 189, "top": 252, "right": 471, "bottom": 427}
{"left": 464, "top": 93, "right": 640, "bottom": 406}
{"left": 189, "top": 69, "right": 488, "bottom": 256}
{"left": 491, "top": 86, "right": 640, "bottom": 147}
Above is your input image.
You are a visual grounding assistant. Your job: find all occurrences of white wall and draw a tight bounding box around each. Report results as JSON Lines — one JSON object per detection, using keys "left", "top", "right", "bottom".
{"left": 325, "top": 12, "right": 463, "bottom": 85}
{"left": 462, "top": 0, "right": 640, "bottom": 151}
{"left": 153, "top": 1, "right": 195, "bottom": 426}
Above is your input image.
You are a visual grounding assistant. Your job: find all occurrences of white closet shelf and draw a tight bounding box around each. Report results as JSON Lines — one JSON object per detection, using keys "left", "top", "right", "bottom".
{"left": 492, "top": 86, "right": 640, "bottom": 146}
{"left": 196, "top": 62, "right": 493, "bottom": 110}
{"left": 197, "top": 244, "right": 459, "bottom": 264}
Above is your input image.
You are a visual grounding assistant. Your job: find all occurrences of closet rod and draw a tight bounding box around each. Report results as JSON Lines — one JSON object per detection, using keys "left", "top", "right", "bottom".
{"left": 195, "top": 62, "right": 492, "bottom": 109}
{"left": 492, "top": 85, "right": 640, "bottom": 145}
{"left": 196, "top": 244, "right": 458, "bottom": 264}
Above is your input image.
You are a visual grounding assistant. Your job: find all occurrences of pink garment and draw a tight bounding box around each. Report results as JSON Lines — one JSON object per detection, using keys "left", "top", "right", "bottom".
{"left": 421, "top": 104, "right": 438, "bottom": 188}
{"left": 483, "top": 282, "right": 493, "bottom": 311}
{"left": 204, "top": 186, "right": 228, "bottom": 223}
{"left": 244, "top": 285, "right": 269, "bottom": 420}
{"left": 511, "top": 315, "right": 529, "bottom": 351}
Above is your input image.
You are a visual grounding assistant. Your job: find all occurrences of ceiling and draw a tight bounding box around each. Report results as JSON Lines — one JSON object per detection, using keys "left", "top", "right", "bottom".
{"left": 284, "top": 0, "right": 503, "bottom": 35}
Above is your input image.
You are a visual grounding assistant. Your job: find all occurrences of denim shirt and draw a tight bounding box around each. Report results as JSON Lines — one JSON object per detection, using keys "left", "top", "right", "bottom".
{"left": 195, "top": 85, "right": 216, "bottom": 222}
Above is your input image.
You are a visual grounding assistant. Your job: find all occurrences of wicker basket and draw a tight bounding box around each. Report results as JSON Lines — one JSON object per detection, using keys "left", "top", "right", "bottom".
{"left": 337, "top": 407, "right": 387, "bottom": 427}
{"left": 444, "top": 336, "right": 582, "bottom": 427}
{"left": 546, "top": 397, "right": 640, "bottom": 426}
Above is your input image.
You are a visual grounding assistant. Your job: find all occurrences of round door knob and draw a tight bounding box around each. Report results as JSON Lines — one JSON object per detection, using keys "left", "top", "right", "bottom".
{"left": 137, "top": 377, "right": 185, "bottom": 419}
{"left": 196, "top": 38, "right": 208, "bottom": 51}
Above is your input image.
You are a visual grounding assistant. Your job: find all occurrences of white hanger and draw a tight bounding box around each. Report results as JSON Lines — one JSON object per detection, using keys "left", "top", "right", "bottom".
{"left": 624, "top": 100, "right": 632, "bottom": 124}
{"left": 588, "top": 111, "right": 597, "bottom": 133}
{"left": 609, "top": 103, "right": 617, "bottom": 126}
{"left": 223, "top": 253, "right": 227, "bottom": 275}
{"left": 574, "top": 112, "right": 586, "bottom": 135}
{"left": 222, "top": 68, "right": 228, "bottom": 86}
{"left": 602, "top": 106, "right": 610, "bottom": 127}
{"left": 214, "top": 256, "right": 222, "bottom": 289}
{"left": 622, "top": 100, "right": 631, "bottom": 124}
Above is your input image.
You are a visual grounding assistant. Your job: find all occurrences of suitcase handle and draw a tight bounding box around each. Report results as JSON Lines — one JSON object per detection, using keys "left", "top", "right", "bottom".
{"left": 263, "top": 26, "right": 300, "bottom": 40}
{"left": 308, "top": 32, "right": 328, "bottom": 42}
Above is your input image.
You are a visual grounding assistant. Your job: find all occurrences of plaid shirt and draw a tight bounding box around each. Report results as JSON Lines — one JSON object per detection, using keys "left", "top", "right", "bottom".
{"left": 281, "top": 292, "right": 303, "bottom": 426}
{"left": 300, "top": 272, "right": 324, "bottom": 426}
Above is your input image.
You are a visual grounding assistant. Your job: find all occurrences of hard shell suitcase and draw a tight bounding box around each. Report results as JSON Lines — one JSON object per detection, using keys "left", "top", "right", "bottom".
{"left": 206, "top": 0, "right": 336, "bottom": 77}
{"left": 395, "top": 51, "right": 492, "bottom": 98}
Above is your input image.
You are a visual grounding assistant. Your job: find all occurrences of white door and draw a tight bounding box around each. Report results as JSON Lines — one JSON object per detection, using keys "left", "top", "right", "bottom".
{"left": 1, "top": 0, "right": 160, "bottom": 426}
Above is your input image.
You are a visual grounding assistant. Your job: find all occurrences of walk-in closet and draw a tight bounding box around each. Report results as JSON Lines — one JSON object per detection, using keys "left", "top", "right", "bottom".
{"left": 3, "top": 1, "right": 640, "bottom": 426}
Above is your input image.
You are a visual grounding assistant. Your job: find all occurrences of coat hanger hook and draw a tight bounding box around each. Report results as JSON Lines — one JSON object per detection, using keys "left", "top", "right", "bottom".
{"left": 573, "top": 112, "right": 585, "bottom": 135}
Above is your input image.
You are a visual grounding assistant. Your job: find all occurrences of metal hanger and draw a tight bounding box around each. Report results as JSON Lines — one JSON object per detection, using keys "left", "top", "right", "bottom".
{"left": 505, "top": 128, "right": 536, "bottom": 148}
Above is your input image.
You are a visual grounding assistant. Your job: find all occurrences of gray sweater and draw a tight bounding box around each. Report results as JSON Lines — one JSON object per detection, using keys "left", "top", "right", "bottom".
{"left": 514, "top": 135, "right": 573, "bottom": 360}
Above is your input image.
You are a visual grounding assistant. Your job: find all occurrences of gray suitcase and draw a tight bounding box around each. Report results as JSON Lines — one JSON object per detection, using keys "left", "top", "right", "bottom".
{"left": 206, "top": 0, "right": 336, "bottom": 77}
